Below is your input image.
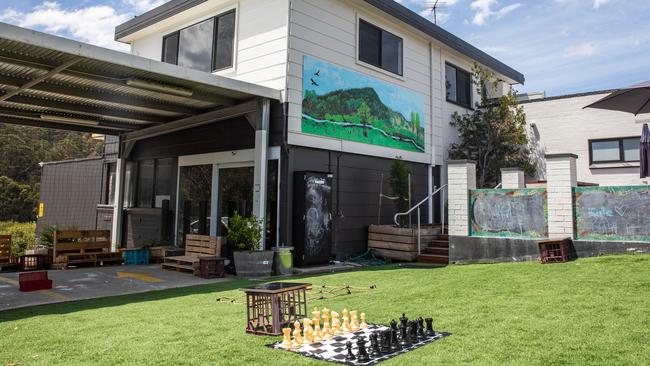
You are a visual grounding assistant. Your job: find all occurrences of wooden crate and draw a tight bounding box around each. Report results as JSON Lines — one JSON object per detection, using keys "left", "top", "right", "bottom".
{"left": 0, "top": 235, "right": 11, "bottom": 264}
{"left": 367, "top": 225, "right": 439, "bottom": 261}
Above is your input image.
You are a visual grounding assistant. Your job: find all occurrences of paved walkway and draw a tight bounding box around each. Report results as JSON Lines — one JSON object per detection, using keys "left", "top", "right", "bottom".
{"left": 0, "top": 265, "right": 234, "bottom": 311}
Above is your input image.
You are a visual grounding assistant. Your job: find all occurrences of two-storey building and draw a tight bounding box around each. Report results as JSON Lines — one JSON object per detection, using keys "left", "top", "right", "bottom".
{"left": 34, "top": 0, "right": 524, "bottom": 266}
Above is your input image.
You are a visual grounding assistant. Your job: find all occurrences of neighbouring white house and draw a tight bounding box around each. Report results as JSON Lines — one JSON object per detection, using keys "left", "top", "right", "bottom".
{"left": 520, "top": 90, "right": 649, "bottom": 186}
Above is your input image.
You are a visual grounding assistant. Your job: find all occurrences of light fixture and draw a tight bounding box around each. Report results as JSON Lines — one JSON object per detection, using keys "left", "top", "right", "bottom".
{"left": 40, "top": 114, "right": 99, "bottom": 126}
{"left": 126, "top": 78, "right": 193, "bottom": 97}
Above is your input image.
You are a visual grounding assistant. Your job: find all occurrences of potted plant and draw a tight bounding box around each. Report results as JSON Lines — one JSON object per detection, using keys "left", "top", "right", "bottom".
{"left": 228, "top": 212, "right": 274, "bottom": 278}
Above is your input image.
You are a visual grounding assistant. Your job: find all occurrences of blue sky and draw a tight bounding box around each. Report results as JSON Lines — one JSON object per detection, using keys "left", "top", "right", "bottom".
{"left": 0, "top": 0, "right": 648, "bottom": 96}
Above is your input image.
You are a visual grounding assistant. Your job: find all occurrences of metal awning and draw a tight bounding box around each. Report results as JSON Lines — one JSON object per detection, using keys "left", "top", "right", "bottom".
{"left": 0, "top": 22, "right": 282, "bottom": 136}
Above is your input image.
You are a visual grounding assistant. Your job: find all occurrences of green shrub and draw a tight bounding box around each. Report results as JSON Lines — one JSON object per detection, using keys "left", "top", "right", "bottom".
{"left": 0, "top": 221, "right": 37, "bottom": 256}
{"left": 226, "top": 212, "right": 262, "bottom": 251}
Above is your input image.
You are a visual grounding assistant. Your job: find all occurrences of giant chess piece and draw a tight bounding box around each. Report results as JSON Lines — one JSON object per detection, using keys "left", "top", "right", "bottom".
{"left": 390, "top": 319, "right": 398, "bottom": 332}
{"left": 360, "top": 313, "right": 368, "bottom": 329}
{"left": 408, "top": 321, "right": 418, "bottom": 343}
{"left": 280, "top": 327, "right": 292, "bottom": 349}
{"left": 425, "top": 318, "right": 436, "bottom": 337}
{"left": 342, "top": 315, "right": 351, "bottom": 333}
{"left": 291, "top": 320, "right": 303, "bottom": 349}
{"left": 345, "top": 341, "right": 356, "bottom": 361}
{"left": 331, "top": 311, "right": 342, "bottom": 335}
{"left": 417, "top": 317, "right": 426, "bottom": 340}
{"left": 369, "top": 332, "right": 382, "bottom": 358}
{"left": 399, "top": 323, "right": 411, "bottom": 348}
{"left": 390, "top": 328, "right": 401, "bottom": 352}
{"left": 350, "top": 310, "right": 360, "bottom": 331}
{"left": 303, "top": 318, "right": 314, "bottom": 344}
{"left": 400, "top": 313, "right": 409, "bottom": 329}
{"left": 381, "top": 329, "right": 392, "bottom": 354}
{"left": 356, "top": 337, "right": 370, "bottom": 362}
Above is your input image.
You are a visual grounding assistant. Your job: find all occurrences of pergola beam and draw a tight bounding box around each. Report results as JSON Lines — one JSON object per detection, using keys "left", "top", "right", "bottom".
{"left": 0, "top": 74, "right": 201, "bottom": 116}
{"left": 3, "top": 94, "right": 165, "bottom": 125}
{"left": 0, "top": 57, "right": 80, "bottom": 103}
{"left": 0, "top": 108, "right": 139, "bottom": 131}
{"left": 123, "top": 99, "right": 258, "bottom": 143}
{"left": 0, "top": 115, "right": 122, "bottom": 135}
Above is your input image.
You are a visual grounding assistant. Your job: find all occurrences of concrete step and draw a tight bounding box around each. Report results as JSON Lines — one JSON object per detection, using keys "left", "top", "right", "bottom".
{"left": 416, "top": 254, "right": 449, "bottom": 265}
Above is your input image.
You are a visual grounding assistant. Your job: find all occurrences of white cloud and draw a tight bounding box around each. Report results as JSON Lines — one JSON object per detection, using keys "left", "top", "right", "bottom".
{"left": 593, "top": 0, "right": 609, "bottom": 9}
{"left": 122, "top": 0, "right": 167, "bottom": 13}
{"left": 0, "top": 0, "right": 170, "bottom": 51}
{"left": 564, "top": 42, "right": 598, "bottom": 58}
{"left": 469, "top": 0, "right": 522, "bottom": 26}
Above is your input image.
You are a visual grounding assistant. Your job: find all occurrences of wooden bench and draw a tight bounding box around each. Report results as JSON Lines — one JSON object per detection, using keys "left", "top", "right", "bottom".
{"left": 162, "top": 235, "right": 223, "bottom": 275}
{"left": 53, "top": 230, "right": 122, "bottom": 268}
{"left": 0, "top": 235, "right": 11, "bottom": 264}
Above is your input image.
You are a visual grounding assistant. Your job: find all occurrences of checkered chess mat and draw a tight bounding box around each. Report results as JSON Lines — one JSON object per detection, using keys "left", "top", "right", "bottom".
{"left": 269, "top": 324, "right": 450, "bottom": 365}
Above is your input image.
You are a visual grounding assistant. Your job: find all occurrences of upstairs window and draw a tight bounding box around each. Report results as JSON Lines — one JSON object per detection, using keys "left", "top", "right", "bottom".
{"left": 358, "top": 19, "right": 403, "bottom": 76}
{"left": 446, "top": 63, "right": 472, "bottom": 108}
{"left": 162, "top": 10, "right": 236, "bottom": 72}
{"left": 589, "top": 137, "right": 640, "bottom": 164}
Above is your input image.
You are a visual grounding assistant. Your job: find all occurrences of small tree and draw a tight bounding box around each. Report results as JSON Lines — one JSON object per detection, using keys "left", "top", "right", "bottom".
{"left": 448, "top": 64, "right": 534, "bottom": 188}
{"left": 226, "top": 212, "right": 263, "bottom": 251}
{"left": 358, "top": 101, "right": 371, "bottom": 137}
{"left": 390, "top": 160, "right": 410, "bottom": 225}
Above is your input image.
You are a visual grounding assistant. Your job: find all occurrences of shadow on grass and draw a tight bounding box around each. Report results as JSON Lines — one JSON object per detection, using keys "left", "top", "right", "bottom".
{"left": 0, "top": 279, "right": 255, "bottom": 322}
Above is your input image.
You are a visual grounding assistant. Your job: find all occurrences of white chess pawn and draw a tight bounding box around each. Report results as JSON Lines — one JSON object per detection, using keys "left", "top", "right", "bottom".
{"left": 291, "top": 320, "right": 303, "bottom": 349}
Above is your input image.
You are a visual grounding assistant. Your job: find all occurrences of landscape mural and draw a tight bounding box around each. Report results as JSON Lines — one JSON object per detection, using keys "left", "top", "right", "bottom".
{"left": 302, "top": 56, "right": 426, "bottom": 153}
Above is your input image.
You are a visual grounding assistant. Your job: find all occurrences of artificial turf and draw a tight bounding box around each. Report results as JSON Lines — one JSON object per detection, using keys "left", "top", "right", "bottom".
{"left": 1, "top": 254, "right": 649, "bottom": 365}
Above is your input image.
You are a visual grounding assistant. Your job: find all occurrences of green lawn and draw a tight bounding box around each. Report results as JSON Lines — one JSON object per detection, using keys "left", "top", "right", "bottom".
{"left": 1, "top": 255, "right": 649, "bottom": 365}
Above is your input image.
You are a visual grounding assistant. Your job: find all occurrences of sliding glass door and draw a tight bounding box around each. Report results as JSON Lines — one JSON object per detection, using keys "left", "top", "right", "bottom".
{"left": 177, "top": 164, "right": 212, "bottom": 246}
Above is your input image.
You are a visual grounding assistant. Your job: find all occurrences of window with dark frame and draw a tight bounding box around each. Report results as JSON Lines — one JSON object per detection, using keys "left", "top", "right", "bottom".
{"left": 134, "top": 158, "right": 174, "bottom": 208}
{"left": 162, "top": 10, "right": 236, "bottom": 72}
{"left": 589, "top": 137, "right": 640, "bottom": 164}
{"left": 445, "top": 63, "right": 472, "bottom": 108}
{"left": 358, "top": 19, "right": 403, "bottom": 76}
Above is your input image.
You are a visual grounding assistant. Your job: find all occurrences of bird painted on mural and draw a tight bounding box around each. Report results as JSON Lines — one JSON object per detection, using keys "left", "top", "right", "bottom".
{"left": 314, "top": 69, "right": 321, "bottom": 76}
{"left": 310, "top": 78, "right": 319, "bottom": 86}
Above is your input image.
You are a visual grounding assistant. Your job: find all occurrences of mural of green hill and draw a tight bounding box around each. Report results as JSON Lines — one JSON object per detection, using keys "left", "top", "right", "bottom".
{"left": 302, "top": 87, "right": 425, "bottom": 152}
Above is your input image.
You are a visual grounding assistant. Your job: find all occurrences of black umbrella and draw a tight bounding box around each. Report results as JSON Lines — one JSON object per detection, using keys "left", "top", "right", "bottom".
{"left": 641, "top": 123, "right": 650, "bottom": 179}
{"left": 584, "top": 80, "right": 650, "bottom": 115}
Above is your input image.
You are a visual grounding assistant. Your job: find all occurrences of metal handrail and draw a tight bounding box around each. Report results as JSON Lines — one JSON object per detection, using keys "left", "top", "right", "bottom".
{"left": 393, "top": 184, "right": 448, "bottom": 256}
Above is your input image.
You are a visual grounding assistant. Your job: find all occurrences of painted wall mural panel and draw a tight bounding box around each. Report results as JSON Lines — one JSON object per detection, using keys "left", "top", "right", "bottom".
{"left": 470, "top": 188, "right": 548, "bottom": 239}
{"left": 574, "top": 185, "right": 650, "bottom": 241}
{"left": 302, "top": 56, "right": 426, "bottom": 153}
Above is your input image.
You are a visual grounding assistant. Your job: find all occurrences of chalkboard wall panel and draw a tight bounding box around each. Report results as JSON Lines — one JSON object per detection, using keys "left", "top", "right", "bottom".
{"left": 574, "top": 186, "right": 650, "bottom": 241}
{"left": 470, "top": 188, "right": 548, "bottom": 238}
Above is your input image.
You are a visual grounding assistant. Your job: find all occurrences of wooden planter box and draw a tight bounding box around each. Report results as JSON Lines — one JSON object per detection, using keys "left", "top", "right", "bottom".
{"left": 148, "top": 246, "right": 172, "bottom": 264}
{"left": 368, "top": 225, "right": 439, "bottom": 261}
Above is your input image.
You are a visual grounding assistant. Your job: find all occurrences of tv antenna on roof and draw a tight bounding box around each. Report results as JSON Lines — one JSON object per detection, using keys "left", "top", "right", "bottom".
{"left": 425, "top": 0, "right": 447, "bottom": 25}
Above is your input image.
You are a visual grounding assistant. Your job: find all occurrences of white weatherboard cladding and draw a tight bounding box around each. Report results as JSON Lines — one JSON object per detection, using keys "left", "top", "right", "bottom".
{"left": 129, "top": 0, "right": 289, "bottom": 92}
{"left": 522, "top": 93, "right": 646, "bottom": 186}
{"left": 286, "top": 0, "right": 434, "bottom": 164}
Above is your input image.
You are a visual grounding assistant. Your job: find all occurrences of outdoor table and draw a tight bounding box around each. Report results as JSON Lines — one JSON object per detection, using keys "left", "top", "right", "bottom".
{"left": 240, "top": 282, "right": 310, "bottom": 335}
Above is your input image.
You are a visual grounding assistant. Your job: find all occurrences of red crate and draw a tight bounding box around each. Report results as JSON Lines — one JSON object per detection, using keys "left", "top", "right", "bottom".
{"left": 538, "top": 238, "right": 572, "bottom": 263}
{"left": 19, "top": 279, "right": 52, "bottom": 292}
{"left": 19, "top": 271, "right": 53, "bottom": 291}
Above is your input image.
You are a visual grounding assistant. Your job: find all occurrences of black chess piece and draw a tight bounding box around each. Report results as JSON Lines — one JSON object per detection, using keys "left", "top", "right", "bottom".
{"left": 345, "top": 341, "right": 356, "bottom": 361}
{"left": 407, "top": 321, "right": 418, "bottom": 343}
{"left": 417, "top": 317, "right": 426, "bottom": 340}
{"left": 390, "top": 319, "right": 398, "bottom": 331}
{"left": 400, "top": 313, "right": 409, "bottom": 328}
{"left": 357, "top": 337, "right": 370, "bottom": 362}
{"left": 425, "top": 318, "right": 436, "bottom": 337}
{"left": 390, "top": 328, "right": 401, "bottom": 351}
{"left": 381, "top": 329, "right": 392, "bottom": 354}
{"left": 370, "top": 332, "right": 382, "bottom": 358}
{"left": 399, "top": 324, "right": 411, "bottom": 348}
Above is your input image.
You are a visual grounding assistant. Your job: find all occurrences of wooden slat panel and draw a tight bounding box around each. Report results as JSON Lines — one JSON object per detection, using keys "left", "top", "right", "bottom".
{"left": 373, "top": 248, "right": 418, "bottom": 261}
{"left": 368, "top": 240, "right": 416, "bottom": 252}
{"left": 0, "top": 235, "right": 10, "bottom": 262}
